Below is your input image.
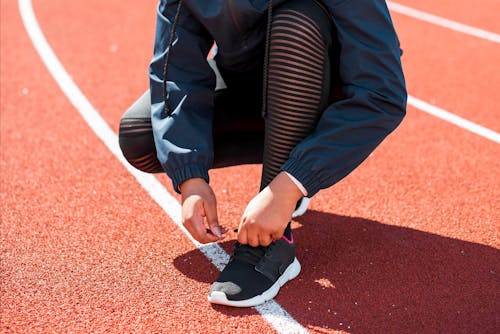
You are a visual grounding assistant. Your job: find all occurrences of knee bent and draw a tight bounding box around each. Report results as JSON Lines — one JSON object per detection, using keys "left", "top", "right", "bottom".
{"left": 118, "top": 116, "right": 162, "bottom": 174}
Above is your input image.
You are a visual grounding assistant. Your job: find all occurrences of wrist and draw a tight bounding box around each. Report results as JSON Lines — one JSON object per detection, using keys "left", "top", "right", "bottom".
{"left": 179, "top": 177, "right": 207, "bottom": 195}
{"left": 283, "top": 172, "right": 308, "bottom": 196}
{"left": 269, "top": 172, "right": 304, "bottom": 203}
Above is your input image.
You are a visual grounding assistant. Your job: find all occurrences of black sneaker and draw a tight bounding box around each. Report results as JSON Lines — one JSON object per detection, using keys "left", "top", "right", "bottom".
{"left": 208, "top": 229, "right": 300, "bottom": 307}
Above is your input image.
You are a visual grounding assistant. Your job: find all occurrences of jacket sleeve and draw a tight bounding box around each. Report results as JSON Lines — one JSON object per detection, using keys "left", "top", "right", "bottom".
{"left": 149, "top": 0, "right": 215, "bottom": 192}
{"left": 281, "top": 0, "right": 407, "bottom": 197}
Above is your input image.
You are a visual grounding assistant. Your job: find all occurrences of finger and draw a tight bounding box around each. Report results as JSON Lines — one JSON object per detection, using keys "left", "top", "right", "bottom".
{"left": 192, "top": 218, "right": 221, "bottom": 244}
{"left": 237, "top": 226, "right": 248, "bottom": 245}
{"left": 203, "top": 197, "right": 222, "bottom": 238}
{"left": 246, "top": 228, "right": 260, "bottom": 247}
{"left": 192, "top": 200, "right": 222, "bottom": 243}
{"left": 271, "top": 230, "right": 284, "bottom": 242}
{"left": 205, "top": 227, "right": 227, "bottom": 239}
{"left": 201, "top": 230, "right": 222, "bottom": 243}
{"left": 215, "top": 226, "right": 229, "bottom": 239}
{"left": 258, "top": 233, "right": 273, "bottom": 247}
{"left": 189, "top": 222, "right": 220, "bottom": 244}
{"left": 184, "top": 211, "right": 218, "bottom": 244}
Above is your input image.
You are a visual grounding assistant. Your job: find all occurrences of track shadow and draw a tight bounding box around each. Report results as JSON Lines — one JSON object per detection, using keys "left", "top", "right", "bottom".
{"left": 173, "top": 210, "right": 499, "bottom": 333}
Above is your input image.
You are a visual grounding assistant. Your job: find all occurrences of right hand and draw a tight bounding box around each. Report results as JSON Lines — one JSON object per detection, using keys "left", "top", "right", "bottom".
{"left": 180, "top": 178, "right": 227, "bottom": 244}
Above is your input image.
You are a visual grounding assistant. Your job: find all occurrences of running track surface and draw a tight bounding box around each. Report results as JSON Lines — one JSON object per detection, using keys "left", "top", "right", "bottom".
{"left": 1, "top": 0, "right": 499, "bottom": 333}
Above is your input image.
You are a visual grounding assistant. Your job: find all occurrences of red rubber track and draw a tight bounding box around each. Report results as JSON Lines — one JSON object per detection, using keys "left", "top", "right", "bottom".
{"left": 393, "top": 0, "right": 500, "bottom": 34}
{"left": 392, "top": 10, "right": 500, "bottom": 132}
{"left": 1, "top": 0, "right": 499, "bottom": 333}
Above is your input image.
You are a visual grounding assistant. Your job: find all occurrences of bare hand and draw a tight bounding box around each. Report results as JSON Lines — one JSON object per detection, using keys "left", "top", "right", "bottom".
{"left": 237, "top": 172, "right": 303, "bottom": 246}
{"left": 180, "top": 178, "right": 227, "bottom": 244}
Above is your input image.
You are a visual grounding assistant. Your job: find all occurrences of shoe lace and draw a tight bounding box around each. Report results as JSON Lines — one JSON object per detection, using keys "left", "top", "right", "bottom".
{"left": 231, "top": 242, "right": 275, "bottom": 266}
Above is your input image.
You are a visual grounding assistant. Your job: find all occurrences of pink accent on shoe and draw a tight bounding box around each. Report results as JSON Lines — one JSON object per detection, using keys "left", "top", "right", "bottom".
{"left": 281, "top": 234, "right": 294, "bottom": 244}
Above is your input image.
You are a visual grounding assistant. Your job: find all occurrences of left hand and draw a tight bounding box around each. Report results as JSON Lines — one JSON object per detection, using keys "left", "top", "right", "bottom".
{"left": 237, "top": 172, "right": 304, "bottom": 247}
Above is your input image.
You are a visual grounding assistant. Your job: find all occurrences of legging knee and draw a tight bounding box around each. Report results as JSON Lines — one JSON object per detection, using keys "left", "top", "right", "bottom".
{"left": 118, "top": 115, "right": 163, "bottom": 174}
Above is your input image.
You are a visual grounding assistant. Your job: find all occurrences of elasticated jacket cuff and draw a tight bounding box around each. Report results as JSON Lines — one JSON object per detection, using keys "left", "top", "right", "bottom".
{"left": 281, "top": 158, "right": 322, "bottom": 198}
{"left": 170, "top": 164, "right": 210, "bottom": 193}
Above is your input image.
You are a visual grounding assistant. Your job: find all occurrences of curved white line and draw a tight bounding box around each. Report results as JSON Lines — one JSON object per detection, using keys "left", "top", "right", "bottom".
{"left": 17, "top": 0, "right": 308, "bottom": 332}
{"left": 388, "top": 1, "right": 500, "bottom": 44}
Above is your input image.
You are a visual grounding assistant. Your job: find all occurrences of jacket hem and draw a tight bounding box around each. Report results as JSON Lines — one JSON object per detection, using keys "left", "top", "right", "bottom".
{"left": 171, "top": 164, "right": 210, "bottom": 194}
{"left": 281, "top": 159, "right": 322, "bottom": 198}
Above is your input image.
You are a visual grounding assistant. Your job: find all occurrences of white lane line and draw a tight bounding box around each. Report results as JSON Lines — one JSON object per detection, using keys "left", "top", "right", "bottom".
{"left": 387, "top": 2, "right": 500, "bottom": 143}
{"left": 388, "top": 1, "right": 500, "bottom": 44}
{"left": 18, "top": 0, "right": 308, "bottom": 332}
{"left": 408, "top": 95, "right": 500, "bottom": 144}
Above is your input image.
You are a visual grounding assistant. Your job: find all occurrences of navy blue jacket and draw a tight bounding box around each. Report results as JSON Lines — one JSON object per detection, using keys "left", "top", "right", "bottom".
{"left": 149, "top": 0, "right": 407, "bottom": 196}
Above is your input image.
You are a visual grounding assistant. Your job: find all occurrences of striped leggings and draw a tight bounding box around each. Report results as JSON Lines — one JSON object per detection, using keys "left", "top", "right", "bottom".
{"left": 119, "top": 0, "right": 336, "bottom": 191}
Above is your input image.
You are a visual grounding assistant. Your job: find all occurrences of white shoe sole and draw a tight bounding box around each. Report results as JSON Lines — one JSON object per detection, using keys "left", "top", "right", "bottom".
{"left": 207, "top": 257, "right": 301, "bottom": 307}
